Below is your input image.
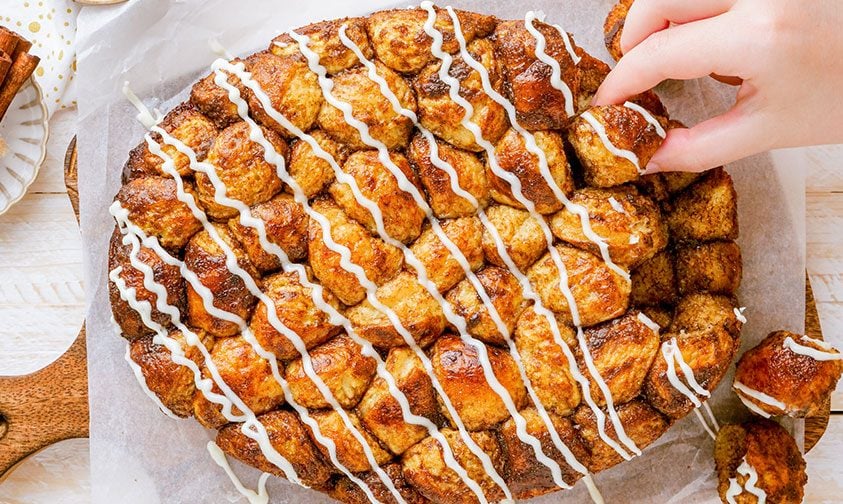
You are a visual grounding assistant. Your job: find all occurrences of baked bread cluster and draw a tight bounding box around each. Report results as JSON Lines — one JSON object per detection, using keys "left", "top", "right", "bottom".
{"left": 108, "top": 4, "right": 745, "bottom": 502}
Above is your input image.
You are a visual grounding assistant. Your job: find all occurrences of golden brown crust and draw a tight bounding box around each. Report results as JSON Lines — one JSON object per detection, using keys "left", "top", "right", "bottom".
{"left": 445, "top": 266, "right": 526, "bottom": 346}
{"left": 630, "top": 250, "right": 677, "bottom": 307}
{"left": 306, "top": 410, "right": 392, "bottom": 473}
{"left": 668, "top": 168, "right": 739, "bottom": 242}
{"left": 190, "top": 70, "right": 243, "bottom": 130}
{"left": 481, "top": 204, "right": 546, "bottom": 270}
{"left": 271, "top": 18, "right": 374, "bottom": 75}
{"left": 330, "top": 463, "right": 429, "bottom": 504}
{"left": 408, "top": 217, "right": 484, "bottom": 293}
{"left": 287, "top": 130, "right": 348, "bottom": 198}
{"left": 734, "top": 331, "right": 843, "bottom": 418}
{"left": 675, "top": 240, "right": 742, "bottom": 296}
{"left": 714, "top": 419, "right": 807, "bottom": 504}
{"left": 603, "top": 0, "right": 634, "bottom": 62}
{"left": 670, "top": 293, "right": 744, "bottom": 338}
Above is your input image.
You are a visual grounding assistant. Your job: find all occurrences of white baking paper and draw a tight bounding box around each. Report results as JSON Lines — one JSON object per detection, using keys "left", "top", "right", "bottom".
{"left": 75, "top": 0, "right": 806, "bottom": 502}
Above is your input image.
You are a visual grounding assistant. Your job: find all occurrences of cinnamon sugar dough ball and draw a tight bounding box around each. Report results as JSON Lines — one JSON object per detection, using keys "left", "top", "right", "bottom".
{"left": 365, "top": 7, "right": 497, "bottom": 74}
{"left": 445, "top": 266, "right": 526, "bottom": 346}
{"left": 287, "top": 130, "right": 349, "bottom": 198}
{"left": 481, "top": 204, "right": 546, "bottom": 271}
{"left": 675, "top": 240, "right": 742, "bottom": 296}
{"left": 184, "top": 225, "right": 258, "bottom": 337}
{"left": 243, "top": 51, "right": 323, "bottom": 138}
{"left": 108, "top": 228, "right": 185, "bottom": 340}
{"left": 195, "top": 121, "right": 286, "bottom": 220}
{"left": 249, "top": 271, "right": 342, "bottom": 362}
{"left": 271, "top": 17, "right": 374, "bottom": 75}
{"left": 330, "top": 463, "right": 428, "bottom": 504}
{"left": 430, "top": 334, "right": 527, "bottom": 431}
{"left": 329, "top": 150, "right": 426, "bottom": 244}
{"left": 317, "top": 62, "right": 416, "bottom": 150}
{"left": 408, "top": 216, "right": 484, "bottom": 293}
{"left": 527, "top": 245, "right": 631, "bottom": 327}
{"left": 190, "top": 67, "right": 244, "bottom": 129}
{"left": 401, "top": 428, "right": 506, "bottom": 504}
{"left": 346, "top": 271, "right": 447, "bottom": 349}
{"left": 550, "top": 185, "right": 668, "bottom": 268}
{"left": 407, "top": 133, "right": 490, "bottom": 219}
{"left": 630, "top": 249, "right": 677, "bottom": 307}
{"left": 216, "top": 410, "right": 334, "bottom": 488}
{"left": 715, "top": 419, "right": 807, "bottom": 504}
{"left": 306, "top": 410, "right": 392, "bottom": 473}
{"left": 604, "top": 0, "right": 634, "bottom": 62}
{"left": 670, "top": 292, "right": 744, "bottom": 339}
{"left": 733, "top": 331, "right": 843, "bottom": 418}
{"left": 358, "top": 347, "right": 444, "bottom": 456}
{"left": 668, "top": 168, "right": 739, "bottom": 243}
{"left": 285, "top": 334, "right": 377, "bottom": 410}
{"left": 487, "top": 128, "right": 574, "bottom": 214}
{"left": 307, "top": 197, "right": 404, "bottom": 306}
{"left": 125, "top": 103, "right": 218, "bottom": 179}
{"left": 114, "top": 176, "right": 202, "bottom": 251}
{"left": 226, "top": 194, "right": 308, "bottom": 274}
{"left": 494, "top": 19, "right": 580, "bottom": 131}
{"left": 568, "top": 104, "right": 667, "bottom": 188}
{"left": 414, "top": 38, "right": 509, "bottom": 152}
{"left": 514, "top": 307, "right": 581, "bottom": 416}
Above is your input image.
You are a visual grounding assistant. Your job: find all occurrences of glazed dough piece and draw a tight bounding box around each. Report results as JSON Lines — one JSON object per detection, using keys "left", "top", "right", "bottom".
{"left": 248, "top": 271, "right": 342, "bottom": 361}
{"left": 568, "top": 104, "right": 667, "bottom": 188}
{"left": 493, "top": 19, "right": 580, "bottom": 130}
{"left": 358, "top": 347, "right": 444, "bottom": 456}
{"left": 195, "top": 121, "right": 287, "bottom": 220}
{"left": 184, "top": 225, "right": 259, "bottom": 337}
{"left": 317, "top": 62, "right": 416, "bottom": 150}
{"left": 401, "top": 428, "right": 506, "bottom": 504}
{"left": 216, "top": 410, "right": 335, "bottom": 488}
{"left": 243, "top": 51, "right": 323, "bottom": 138}
{"left": 574, "top": 399, "right": 668, "bottom": 472}
{"left": 528, "top": 245, "right": 631, "bottom": 327}
{"left": 190, "top": 66, "right": 244, "bottom": 130}
{"left": 193, "top": 335, "right": 284, "bottom": 429}
{"left": 630, "top": 250, "right": 677, "bottom": 307}
{"left": 670, "top": 293, "right": 744, "bottom": 339}
{"left": 430, "top": 334, "right": 527, "bottom": 431}
{"left": 347, "top": 271, "right": 447, "bottom": 348}
{"left": 414, "top": 38, "right": 509, "bottom": 152}
{"left": 550, "top": 185, "right": 668, "bottom": 268}
{"left": 446, "top": 266, "right": 526, "bottom": 346}
{"left": 714, "top": 419, "right": 807, "bottom": 504}
{"left": 498, "top": 408, "right": 589, "bottom": 499}
{"left": 408, "top": 216, "right": 484, "bottom": 293}
{"left": 487, "top": 128, "right": 574, "bottom": 215}
{"left": 331, "top": 463, "right": 428, "bottom": 504}
{"left": 114, "top": 176, "right": 202, "bottom": 251}
{"left": 305, "top": 410, "right": 393, "bottom": 473}
{"left": 407, "top": 133, "right": 490, "bottom": 218}
{"left": 285, "top": 334, "right": 377, "bottom": 410}
{"left": 287, "top": 130, "right": 349, "bottom": 198}
{"left": 108, "top": 228, "right": 186, "bottom": 340}
{"left": 128, "top": 329, "right": 211, "bottom": 417}
{"left": 307, "top": 198, "right": 404, "bottom": 306}
{"left": 675, "top": 240, "right": 742, "bottom": 295}
{"left": 271, "top": 17, "right": 374, "bottom": 75}
{"left": 514, "top": 307, "right": 581, "bottom": 416}
{"left": 226, "top": 193, "right": 308, "bottom": 274}
{"left": 603, "top": 0, "right": 634, "bottom": 61}
{"left": 365, "top": 7, "right": 497, "bottom": 74}
{"left": 667, "top": 168, "right": 739, "bottom": 242}
{"left": 329, "top": 150, "right": 426, "bottom": 244}
{"left": 579, "top": 311, "right": 660, "bottom": 406}
{"left": 734, "top": 331, "right": 843, "bottom": 418}
{"left": 125, "top": 103, "right": 218, "bottom": 179}
{"left": 481, "top": 204, "right": 546, "bottom": 271}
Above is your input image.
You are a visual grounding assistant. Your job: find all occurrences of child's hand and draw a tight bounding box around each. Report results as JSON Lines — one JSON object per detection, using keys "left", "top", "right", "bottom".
{"left": 593, "top": 0, "right": 843, "bottom": 173}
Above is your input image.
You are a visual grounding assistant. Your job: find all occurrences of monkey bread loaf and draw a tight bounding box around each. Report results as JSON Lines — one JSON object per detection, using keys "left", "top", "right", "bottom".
{"left": 108, "top": 3, "right": 745, "bottom": 502}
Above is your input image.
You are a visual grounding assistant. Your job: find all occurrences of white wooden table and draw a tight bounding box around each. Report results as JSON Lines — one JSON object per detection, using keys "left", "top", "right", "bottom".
{"left": 0, "top": 109, "right": 840, "bottom": 502}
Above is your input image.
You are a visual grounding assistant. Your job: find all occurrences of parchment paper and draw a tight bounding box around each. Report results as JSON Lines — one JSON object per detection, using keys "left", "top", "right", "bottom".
{"left": 75, "top": 1, "right": 806, "bottom": 502}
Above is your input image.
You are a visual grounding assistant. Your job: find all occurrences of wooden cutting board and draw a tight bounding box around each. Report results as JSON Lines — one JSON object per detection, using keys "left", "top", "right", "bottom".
{"left": 0, "top": 138, "right": 831, "bottom": 477}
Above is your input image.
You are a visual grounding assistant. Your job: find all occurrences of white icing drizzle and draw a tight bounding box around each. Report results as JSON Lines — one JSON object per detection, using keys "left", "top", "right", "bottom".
{"left": 734, "top": 307, "right": 747, "bottom": 324}
{"left": 208, "top": 38, "right": 234, "bottom": 60}
{"left": 121, "top": 335, "right": 180, "bottom": 420}
{"left": 628, "top": 234, "right": 639, "bottom": 245}
{"left": 691, "top": 409, "right": 717, "bottom": 441}
{"left": 702, "top": 402, "right": 720, "bottom": 432}
{"left": 662, "top": 340, "right": 702, "bottom": 409}
{"left": 550, "top": 22, "right": 582, "bottom": 65}
{"left": 800, "top": 334, "right": 836, "bottom": 351}
{"left": 122, "top": 81, "right": 161, "bottom": 129}
{"left": 580, "top": 110, "right": 641, "bottom": 173}
{"left": 661, "top": 337, "right": 719, "bottom": 439}
{"left": 581, "top": 474, "right": 605, "bottom": 504}
{"left": 607, "top": 196, "right": 625, "bottom": 214}
{"left": 623, "top": 101, "right": 666, "bottom": 139}
{"left": 524, "top": 11, "right": 575, "bottom": 117}
{"left": 725, "top": 477, "right": 743, "bottom": 504}
{"left": 439, "top": 3, "right": 639, "bottom": 459}
{"left": 726, "top": 459, "right": 768, "bottom": 504}
{"left": 207, "top": 441, "right": 270, "bottom": 504}
{"left": 783, "top": 336, "right": 843, "bottom": 361}
{"left": 636, "top": 312, "right": 660, "bottom": 334}
{"left": 733, "top": 381, "right": 787, "bottom": 418}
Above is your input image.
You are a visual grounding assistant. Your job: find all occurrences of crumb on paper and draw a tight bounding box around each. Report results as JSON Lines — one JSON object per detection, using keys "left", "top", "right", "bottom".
{"left": 0, "top": 137, "right": 7, "bottom": 158}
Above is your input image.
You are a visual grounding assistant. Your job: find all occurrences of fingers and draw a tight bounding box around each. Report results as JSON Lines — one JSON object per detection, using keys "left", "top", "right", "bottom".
{"left": 593, "top": 15, "right": 743, "bottom": 105}
{"left": 645, "top": 104, "right": 771, "bottom": 173}
{"left": 620, "top": 0, "right": 737, "bottom": 54}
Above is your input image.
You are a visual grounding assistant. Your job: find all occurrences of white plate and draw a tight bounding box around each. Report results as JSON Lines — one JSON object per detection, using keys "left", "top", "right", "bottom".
{"left": 0, "top": 77, "right": 49, "bottom": 215}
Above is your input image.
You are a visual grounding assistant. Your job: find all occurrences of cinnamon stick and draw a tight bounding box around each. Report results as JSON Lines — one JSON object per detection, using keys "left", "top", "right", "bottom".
{"left": 11, "top": 35, "right": 32, "bottom": 61}
{"left": 0, "top": 27, "right": 20, "bottom": 57}
{"left": 0, "top": 52, "right": 39, "bottom": 121}
{"left": 0, "top": 50, "right": 11, "bottom": 86}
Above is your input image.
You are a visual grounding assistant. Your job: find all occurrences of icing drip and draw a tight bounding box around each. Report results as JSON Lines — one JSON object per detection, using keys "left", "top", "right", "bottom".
{"left": 800, "top": 334, "right": 836, "bottom": 351}
{"left": 623, "top": 101, "right": 666, "bottom": 138}
{"left": 207, "top": 441, "right": 271, "bottom": 504}
{"left": 120, "top": 331, "right": 180, "bottom": 420}
{"left": 733, "top": 381, "right": 787, "bottom": 418}
{"left": 550, "top": 22, "right": 582, "bottom": 65}
{"left": 580, "top": 110, "right": 641, "bottom": 173}
{"left": 607, "top": 196, "right": 625, "bottom": 214}
{"left": 734, "top": 307, "right": 747, "bottom": 324}
{"left": 783, "top": 336, "right": 843, "bottom": 361}
{"left": 726, "top": 459, "right": 768, "bottom": 504}
{"left": 702, "top": 402, "right": 720, "bottom": 432}
{"left": 439, "top": 3, "right": 639, "bottom": 460}
{"left": 636, "top": 312, "right": 660, "bottom": 334}
{"left": 628, "top": 234, "right": 639, "bottom": 245}
{"left": 524, "top": 11, "right": 575, "bottom": 118}
{"left": 661, "top": 337, "right": 720, "bottom": 439}
{"left": 582, "top": 474, "right": 605, "bottom": 504}
{"left": 121, "top": 81, "right": 161, "bottom": 129}
{"left": 662, "top": 340, "right": 703, "bottom": 409}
